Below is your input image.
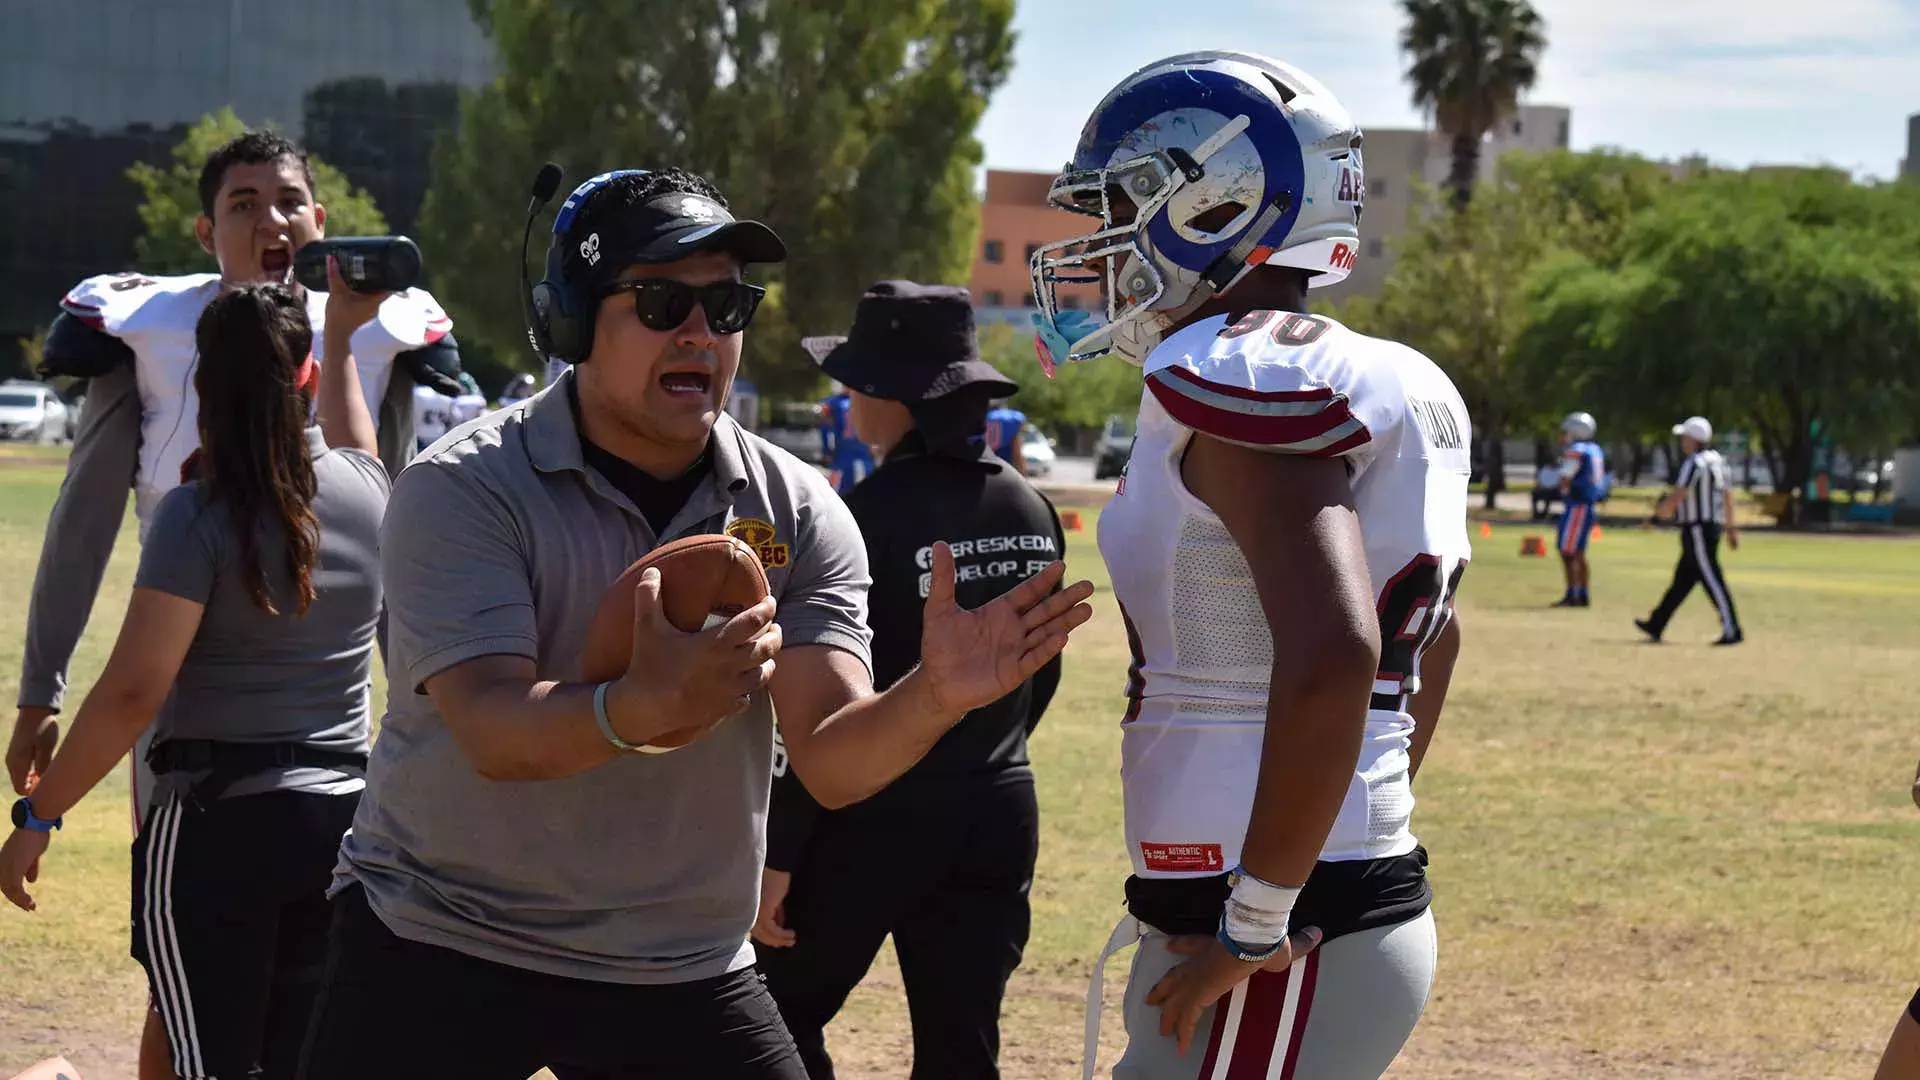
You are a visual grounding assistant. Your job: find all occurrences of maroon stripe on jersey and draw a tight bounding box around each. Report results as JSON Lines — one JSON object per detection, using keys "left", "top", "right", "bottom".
{"left": 1146, "top": 371, "right": 1367, "bottom": 455}
{"left": 60, "top": 299, "right": 104, "bottom": 329}
{"left": 1277, "top": 951, "right": 1322, "bottom": 1079}
{"left": 1117, "top": 599, "right": 1145, "bottom": 724}
{"left": 1192, "top": 985, "right": 1237, "bottom": 1080}
{"left": 1222, "top": 967, "right": 1294, "bottom": 1079}
{"left": 1158, "top": 364, "right": 1335, "bottom": 404}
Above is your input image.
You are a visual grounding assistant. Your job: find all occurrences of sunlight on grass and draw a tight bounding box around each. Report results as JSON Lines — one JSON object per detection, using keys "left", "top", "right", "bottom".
{"left": 2, "top": 455, "right": 1917, "bottom": 1079}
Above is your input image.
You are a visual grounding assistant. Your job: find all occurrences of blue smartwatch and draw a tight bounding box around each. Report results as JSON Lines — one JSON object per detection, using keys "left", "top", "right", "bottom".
{"left": 11, "top": 797, "right": 61, "bottom": 833}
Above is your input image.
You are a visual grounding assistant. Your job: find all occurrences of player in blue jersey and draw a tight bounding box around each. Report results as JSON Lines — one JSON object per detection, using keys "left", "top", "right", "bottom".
{"left": 984, "top": 399, "right": 1028, "bottom": 476}
{"left": 1554, "top": 411, "right": 1606, "bottom": 607}
{"left": 818, "top": 383, "right": 874, "bottom": 495}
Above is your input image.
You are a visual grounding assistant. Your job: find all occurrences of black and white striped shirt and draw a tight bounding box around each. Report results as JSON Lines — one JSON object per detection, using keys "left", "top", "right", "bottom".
{"left": 1675, "top": 448, "right": 1729, "bottom": 526}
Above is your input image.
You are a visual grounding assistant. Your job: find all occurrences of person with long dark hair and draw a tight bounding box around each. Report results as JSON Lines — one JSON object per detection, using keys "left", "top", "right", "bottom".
{"left": 0, "top": 265, "right": 391, "bottom": 1080}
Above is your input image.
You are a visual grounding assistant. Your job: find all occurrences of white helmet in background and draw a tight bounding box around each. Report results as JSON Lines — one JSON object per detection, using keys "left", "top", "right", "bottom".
{"left": 1563, "top": 411, "right": 1597, "bottom": 441}
{"left": 1030, "top": 50, "right": 1365, "bottom": 370}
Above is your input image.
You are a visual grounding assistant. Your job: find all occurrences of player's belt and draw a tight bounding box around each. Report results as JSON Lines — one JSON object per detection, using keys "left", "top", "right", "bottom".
{"left": 148, "top": 738, "right": 368, "bottom": 806}
{"left": 1370, "top": 691, "right": 1410, "bottom": 713}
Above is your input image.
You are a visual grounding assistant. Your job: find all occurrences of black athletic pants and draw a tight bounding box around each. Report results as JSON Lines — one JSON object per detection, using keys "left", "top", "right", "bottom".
{"left": 296, "top": 885, "right": 806, "bottom": 1080}
{"left": 130, "top": 788, "right": 360, "bottom": 1080}
{"left": 1646, "top": 523, "right": 1742, "bottom": 638}
{"left": 756, "top": 773, "right": 1039, "bottom": 1080}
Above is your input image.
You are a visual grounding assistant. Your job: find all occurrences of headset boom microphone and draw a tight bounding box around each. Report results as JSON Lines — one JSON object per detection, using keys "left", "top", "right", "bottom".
{"left": 520, "top": 162, "right": 565, "bottom": 362}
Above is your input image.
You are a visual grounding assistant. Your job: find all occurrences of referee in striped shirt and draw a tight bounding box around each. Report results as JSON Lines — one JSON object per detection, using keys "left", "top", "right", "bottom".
{"left": 1637, "top": 415, "right": 1745, "bottom": 645}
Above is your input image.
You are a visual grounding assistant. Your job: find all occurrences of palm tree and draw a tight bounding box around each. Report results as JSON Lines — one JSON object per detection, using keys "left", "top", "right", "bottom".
{"left": 1400, "top": 0, "right": 1547, "bottom": 210}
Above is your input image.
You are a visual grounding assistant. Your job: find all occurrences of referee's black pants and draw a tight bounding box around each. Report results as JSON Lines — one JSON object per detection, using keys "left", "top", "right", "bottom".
{"left": 1647, "top": 522, "right": 1742, "bottom": 638}
{"left": 756, "top": 771, "right": 1039, "bottom": 1080}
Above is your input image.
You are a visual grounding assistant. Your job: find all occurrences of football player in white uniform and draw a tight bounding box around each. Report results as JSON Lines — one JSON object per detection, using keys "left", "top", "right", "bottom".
{"left": 5, "top": 130, "right": 463, "bottom": 1080}
{"left": 1031, "top": 53, "right": 1471, "bottom": 1079}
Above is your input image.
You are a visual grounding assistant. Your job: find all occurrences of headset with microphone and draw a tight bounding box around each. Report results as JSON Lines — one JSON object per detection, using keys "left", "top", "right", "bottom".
{"left": 520, "top": 165, "right": 651, "bottom": 365}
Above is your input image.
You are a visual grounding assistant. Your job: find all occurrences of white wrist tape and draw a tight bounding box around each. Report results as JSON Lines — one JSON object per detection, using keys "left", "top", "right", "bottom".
{"left": 1221, "top": 869, "right": 1302, "bottom": 945}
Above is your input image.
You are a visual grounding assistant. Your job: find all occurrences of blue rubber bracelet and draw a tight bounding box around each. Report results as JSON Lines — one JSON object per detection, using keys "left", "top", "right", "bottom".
{"left": 593, "top": 681, "right": 646, "bottom": 753}
{"left": 1215, "top": 922, "right": 1286, "bottom": 963}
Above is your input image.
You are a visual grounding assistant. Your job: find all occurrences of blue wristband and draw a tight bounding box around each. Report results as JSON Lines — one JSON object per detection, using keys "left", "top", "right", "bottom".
{"left": 593, "top": 681, "right": 648, "bottom": 753}
{"left": 1215, "top": 922, "right": 1286, "bottom": 963}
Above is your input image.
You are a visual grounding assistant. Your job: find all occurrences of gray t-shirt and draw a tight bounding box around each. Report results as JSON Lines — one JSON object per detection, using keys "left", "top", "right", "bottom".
{"left": 335, "top": 372, "right": 872, "bottom": 985}
{"left": 135, "top": 428, "right": 389, "bottom": 801}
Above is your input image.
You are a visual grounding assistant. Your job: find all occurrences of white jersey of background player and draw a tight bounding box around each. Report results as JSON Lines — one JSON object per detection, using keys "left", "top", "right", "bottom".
{"left": 11, "top": 133, "right": 462, "bottom": 841}
{"left": 1031, "top": 53, "right": 1470, "bottom": 1080}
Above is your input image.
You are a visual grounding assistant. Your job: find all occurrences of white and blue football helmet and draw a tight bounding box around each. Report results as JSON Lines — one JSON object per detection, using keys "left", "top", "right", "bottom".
{"left": 1031, "top": 52, "right": 1366, "bottom": 370}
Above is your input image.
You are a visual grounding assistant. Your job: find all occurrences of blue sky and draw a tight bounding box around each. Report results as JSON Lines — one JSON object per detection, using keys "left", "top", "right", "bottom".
{"left": 976, "top": 0, "right": 1920, "bottom": 179}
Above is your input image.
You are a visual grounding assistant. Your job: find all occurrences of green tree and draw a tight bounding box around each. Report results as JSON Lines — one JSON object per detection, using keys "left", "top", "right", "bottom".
{"left": 1334, "top": 150, "right": 1671, "bottom": 506}
{"left": 1399, "top": 0, "right": 1547, "bottom": 209}
{"left": 419, "top": 0, "right": 1013, "bottom": 399}
{"left": 1519, "top": 169, "right": 1920, "bottom": 520}
{"left": 127, "top": 107, "right": 388, "bottom": 276}
{"left": 975, "top": 323, "right": 1141, "bottom": 435}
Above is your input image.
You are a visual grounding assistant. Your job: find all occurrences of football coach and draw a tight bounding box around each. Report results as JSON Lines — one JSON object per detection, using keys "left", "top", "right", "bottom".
{"left": 297, "top": 167, "right": 1095, "bottom": 1080}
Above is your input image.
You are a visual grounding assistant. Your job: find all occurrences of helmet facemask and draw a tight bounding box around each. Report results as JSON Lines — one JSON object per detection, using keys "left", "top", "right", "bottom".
{"left": 1031, "top": 115, "right": 1264, "bottom": 371}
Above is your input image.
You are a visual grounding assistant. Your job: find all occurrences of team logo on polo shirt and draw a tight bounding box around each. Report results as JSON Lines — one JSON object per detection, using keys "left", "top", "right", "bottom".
{"left": 727, "top": 516, "right": 789, "bottom": 569}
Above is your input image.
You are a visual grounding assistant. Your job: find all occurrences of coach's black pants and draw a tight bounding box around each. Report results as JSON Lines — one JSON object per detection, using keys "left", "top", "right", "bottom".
{"left": 756, "top": 772, "right": 1039, "bottom": 1080}
{"left": 296, "top": 885, "right": 806, "bottom": 1080}
{"left": 131, "top": 788, "right": 359, "bottom": 1080}
{"left": 1647, "top": 523, "right": 1742, "bottom": 638}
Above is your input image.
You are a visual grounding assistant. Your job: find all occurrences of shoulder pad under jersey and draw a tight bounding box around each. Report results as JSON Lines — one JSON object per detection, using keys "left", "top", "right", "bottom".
{"left": 1143, "top": 311, "right": 1400, "bottom": 458}
{"left": 59, "top": 272, "right": 221, "bottom": 338}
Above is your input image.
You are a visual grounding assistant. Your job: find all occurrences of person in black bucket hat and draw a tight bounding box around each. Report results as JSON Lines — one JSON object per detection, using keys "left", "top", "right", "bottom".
{"left": 754, "top": 280, "right": 1069, "bottom": 1080}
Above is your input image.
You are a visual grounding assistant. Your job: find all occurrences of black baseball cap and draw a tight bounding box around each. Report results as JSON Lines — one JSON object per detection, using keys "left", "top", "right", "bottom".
{"left": 568, "top": 192, "right": 786, "bottom": 287}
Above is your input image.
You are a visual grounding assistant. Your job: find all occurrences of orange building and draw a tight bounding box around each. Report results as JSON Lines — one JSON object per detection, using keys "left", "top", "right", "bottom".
{"left": 968, "top": 169, "right": 1103, "bottom": 327}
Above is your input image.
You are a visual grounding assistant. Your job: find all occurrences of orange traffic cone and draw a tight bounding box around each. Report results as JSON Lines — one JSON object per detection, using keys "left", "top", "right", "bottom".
{"left": 1591, "top": 524, "right": 1604, "bottom": 542}
{"left": 1478, "top": 521, "right": 1493, "bottom": 538}
{"left": 1059, "top": 510, "right": 1084, "bottom": 532}
{"left": 1521, "top": 536, "right": 1548, "bottom": 557}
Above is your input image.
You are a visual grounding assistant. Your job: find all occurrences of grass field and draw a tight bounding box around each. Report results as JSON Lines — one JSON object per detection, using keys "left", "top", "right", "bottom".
{"left": 2, "top": 450, "right": 1918, "bottom": 1079}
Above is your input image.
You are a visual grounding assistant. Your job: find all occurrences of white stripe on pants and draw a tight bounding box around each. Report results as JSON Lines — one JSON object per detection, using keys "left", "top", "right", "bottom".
{"left": 142, "top": 796, "right": 207, "bottom": 1078}
{"left": 1686, "top": 526, "right": 1737, "bottom": 637}
{"left": 1084, "top": 912, "right": 1436, "bottom": 1079}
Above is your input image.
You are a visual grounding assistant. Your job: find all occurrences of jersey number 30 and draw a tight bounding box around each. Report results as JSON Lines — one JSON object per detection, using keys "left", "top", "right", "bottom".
{"left": 1372, "top": 554, "right": 1466, "bottom": 711}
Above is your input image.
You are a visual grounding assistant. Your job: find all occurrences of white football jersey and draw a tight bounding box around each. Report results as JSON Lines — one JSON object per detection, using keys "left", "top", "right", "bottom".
{"left": 413, "top": 384, "right": 454, "bottom": 446}
{"left": 59, "top": 271, "right": 452, "bottom": 538}
{"left": 1098, "top": 311, "right": 1471, "bottom": 875}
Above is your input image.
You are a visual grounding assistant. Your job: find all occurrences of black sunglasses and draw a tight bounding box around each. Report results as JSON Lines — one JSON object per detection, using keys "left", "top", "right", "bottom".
{"left": 601, "top": 279, "right": 766, "bottom": 335}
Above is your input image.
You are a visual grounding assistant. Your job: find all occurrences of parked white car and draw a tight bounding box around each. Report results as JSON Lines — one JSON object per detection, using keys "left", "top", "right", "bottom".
{"left": 1020, "top": 425, "right": 1056, "bottom": 478}
{"left": 0, "top": 381, "right": 72, "bottom": 444}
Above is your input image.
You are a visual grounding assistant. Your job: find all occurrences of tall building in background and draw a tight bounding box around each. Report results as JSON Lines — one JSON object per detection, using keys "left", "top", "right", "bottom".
{"left": 967, "top": 105, "right": 1571, "bottom": 316}
{"left": 1902, "top": 113, "right": 1920, "bottom": 180}
{"left": 0, "top": 0, "right": 494, "bottom": 355}
{"left": 1318, "top": 103, "right": 1571, "bottom": 303}
{"left": 968, "top": 170, "right": 1102, "bottom": 329}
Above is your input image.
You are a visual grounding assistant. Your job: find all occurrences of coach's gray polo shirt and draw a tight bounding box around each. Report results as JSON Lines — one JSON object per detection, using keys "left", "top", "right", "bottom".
{"left": 334, "top": 371, "right": 872, "bottom": 984}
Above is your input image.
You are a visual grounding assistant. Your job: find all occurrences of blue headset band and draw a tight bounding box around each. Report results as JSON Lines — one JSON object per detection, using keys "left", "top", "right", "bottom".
{"left": 552, "top": 169, "right": 652, "bottom": 239}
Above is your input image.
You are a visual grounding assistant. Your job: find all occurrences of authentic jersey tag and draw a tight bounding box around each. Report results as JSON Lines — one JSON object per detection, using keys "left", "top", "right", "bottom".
{"left": 1140, "top": 842, "right": 1225, "bottom": 873}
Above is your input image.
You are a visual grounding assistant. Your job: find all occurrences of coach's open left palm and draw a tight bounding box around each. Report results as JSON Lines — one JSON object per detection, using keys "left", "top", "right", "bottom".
{"left": 918, "top": 541, "right": 1094, "bottom": 716}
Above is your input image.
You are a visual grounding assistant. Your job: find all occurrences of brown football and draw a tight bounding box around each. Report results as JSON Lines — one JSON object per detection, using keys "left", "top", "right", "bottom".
{"left": 581, "top": 534, "right": 771, "bottom": 751}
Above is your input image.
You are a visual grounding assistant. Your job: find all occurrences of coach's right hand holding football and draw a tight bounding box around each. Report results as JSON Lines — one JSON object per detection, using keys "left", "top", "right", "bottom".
{"left": 603, "top": 568, "right": 782, "bottom": 744}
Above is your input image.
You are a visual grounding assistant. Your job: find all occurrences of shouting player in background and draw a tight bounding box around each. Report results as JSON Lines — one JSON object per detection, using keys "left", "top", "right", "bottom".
{"left": 1553, "top": 410, "right": 1605, "bottom": 607}
{"left": 1033, "top": 52, "right": 1470, "bottom": 1079}
{"left": 5, "top": 130, "right": 464, "bottom": 1080}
